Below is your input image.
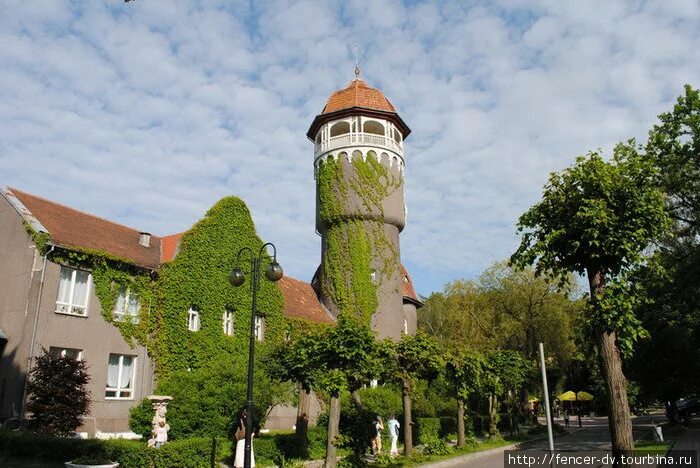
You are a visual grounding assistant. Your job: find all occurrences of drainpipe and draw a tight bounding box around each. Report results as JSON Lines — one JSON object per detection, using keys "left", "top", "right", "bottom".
{"left": 19, "top": 244, "right": 55, "bottom": 423}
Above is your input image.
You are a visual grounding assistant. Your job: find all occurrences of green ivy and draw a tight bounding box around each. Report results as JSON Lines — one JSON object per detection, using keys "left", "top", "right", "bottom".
{"left": 316, "top": 154, "right": 401, "bottom": 324}
{"left": 22, "top": 196, "right": 286, "bottom": 376}
{"left": 152, "top": 196, "right": 285, "bottom": 376}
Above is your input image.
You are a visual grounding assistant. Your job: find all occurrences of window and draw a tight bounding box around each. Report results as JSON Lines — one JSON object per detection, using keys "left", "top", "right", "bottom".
{"left": 188, "top": 308, "right": 200, "bottom": 332}
{"left": 105, "top": 354, "right": 136, "bottom": 399}
{"left": 56, "top": 266, "right": 92, "bottom": 316}
{"left": 49, "top": 346, "right": 83, "bottom": 361}
{"left": 330, "top": 121, "right": 351, "bottom": 137}
{"left": 403, "top": 318, "right": 409, "bottom": 335}
{"left": 114, "top": 286, "right": 140, "bottom": 323}
{"left": 370, "top": 270, "right": 377, "bottom": 283}
{"left": 254, "top": 315, "right": 264, "bottom": 341}
{"left": 223, "top": 310, "right": 234, "bottom": 336}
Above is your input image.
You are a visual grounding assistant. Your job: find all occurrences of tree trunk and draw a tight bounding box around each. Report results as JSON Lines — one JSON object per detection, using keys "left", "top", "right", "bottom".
{"left": 588, "top": 269, "right": 635, "bottom": 463}
{"left": 488, "top": 394, "right": 498, "bottom": 436}
{"left": 296, "top": 384, "right": 310, "bottom": 456}
{"left": 457, "top": 399, "right": 466, "bottom": 447}
{"left": 402, "top": 379, "right": 413, "bottom": 458}
{"left": 325, "top": 392, "right": 341, "bottom": 468}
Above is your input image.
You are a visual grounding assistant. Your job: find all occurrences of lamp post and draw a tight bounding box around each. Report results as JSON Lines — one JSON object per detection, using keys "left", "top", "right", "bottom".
{"left": 228, "top": 242, "right": 283, "bottom": 468}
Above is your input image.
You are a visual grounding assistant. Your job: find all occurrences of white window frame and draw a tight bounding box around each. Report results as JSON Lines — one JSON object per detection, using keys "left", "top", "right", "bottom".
{"left": 188, "top": 308, "right": 200, "bottom": 332}
{"left": 49, "top": 346, "right": 83, "bottom": 361}
{"left": 113, "top": 286, "right": 140, "bottom": 324}
{"left": 105, "top": 354, "right": 137, "bottom": 400}
{"left": 223, "top": 310, "right": 234, "bottom": 336}
{"left": 403, "top": 318, "right": 409, "bottom": 335}
{"left": 254, "top": 314, "right": 264, "bottom": 341}
{"left": 55, "top": 266, "right": 92, "bottom": 317}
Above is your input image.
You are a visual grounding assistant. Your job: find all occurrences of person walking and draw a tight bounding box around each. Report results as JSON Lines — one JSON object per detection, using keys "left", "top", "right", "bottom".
{"left": 563, "top": 410, "right": 570, "bottom": 427}
{"left": 234, "top": 410, "right": 255, "bottom": 468}
{"left": 371, "top": 415, "right": 384, "bottom": 456}
{"left": 387, "top": 414, "right": 400, "bottom": 457}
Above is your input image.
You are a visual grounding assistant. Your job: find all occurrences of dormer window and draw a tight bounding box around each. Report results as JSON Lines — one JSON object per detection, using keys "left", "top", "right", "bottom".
{"left": 114, "top": 286, "right": 140, "bottom": 323}
{"left": 139, "top": 232, "right": 151, "bottom": 247}
{"left": 55, "top": 266, "right": 91, "bottom": 316}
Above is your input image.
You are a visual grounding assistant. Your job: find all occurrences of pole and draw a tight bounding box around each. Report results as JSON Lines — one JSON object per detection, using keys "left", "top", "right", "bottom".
{"left": 244, "top": 256, "right": 259, "bottom": 468}
{"left": 538, "top": 342, "right": 555, "bottom": 452}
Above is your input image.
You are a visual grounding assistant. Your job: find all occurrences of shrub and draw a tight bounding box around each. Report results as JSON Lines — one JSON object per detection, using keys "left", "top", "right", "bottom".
{"left": 415, "top": 417, "right": 440, "bottom": 444}
{"left": 26, "top": 348, "right": 91, "bottom": 436}
{"left": 355, "top": 386, "right": 403, "bottom": 417}
{"left": 421, "top": 437, "right": 452, "bottom": 456}
{"left": 129, "top": 358, "right": 293, "bottom": 440}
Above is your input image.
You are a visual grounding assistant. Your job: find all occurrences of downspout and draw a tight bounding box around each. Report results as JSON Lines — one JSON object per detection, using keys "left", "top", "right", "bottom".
{"left": 19, "top": 244, "right": 55, "bottom": 422}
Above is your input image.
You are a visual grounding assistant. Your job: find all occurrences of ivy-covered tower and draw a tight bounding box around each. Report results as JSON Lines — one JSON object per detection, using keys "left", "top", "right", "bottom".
{"left": 307, "top": 74, "right": 412, "bottom": 339}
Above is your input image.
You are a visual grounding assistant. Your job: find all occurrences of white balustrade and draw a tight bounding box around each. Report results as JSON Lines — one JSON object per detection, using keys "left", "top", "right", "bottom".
{"left": 315, "top": 132, "right": 403, "bottom": 158}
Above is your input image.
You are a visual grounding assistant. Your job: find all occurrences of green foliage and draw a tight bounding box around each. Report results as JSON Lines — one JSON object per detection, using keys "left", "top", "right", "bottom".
{"left": 316, "top": 156, "right": 401, "bottom": 324}
{"left": 129, "top": 359, "right": 292, "bottom": 440}
{"left": 511, "top": 145, "right": 670, "bottom": 352}
{"left": 352, "top": 386, "right": 403, "bottom": 418}
{"left": 446, "top": 351, "right": 484, "bottom": 402}
{"left": 154, "top": 196, "right": 286, "bottom": 376}
{"left": 26, "top": 348, "right": 91, "bottom": 436}
{"left": 389, "top": 333, "right": 443, "bottom": 393}
{"left": 421, "top": 437, "right": 452, "bottom": 456}
{"left": 415, "top": 418, "right": 440, "bottom": 443}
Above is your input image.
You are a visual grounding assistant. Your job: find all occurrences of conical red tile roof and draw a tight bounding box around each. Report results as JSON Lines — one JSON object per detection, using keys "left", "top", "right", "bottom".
{"left": 321, "top": 79, "right": 396, "bottom": 114}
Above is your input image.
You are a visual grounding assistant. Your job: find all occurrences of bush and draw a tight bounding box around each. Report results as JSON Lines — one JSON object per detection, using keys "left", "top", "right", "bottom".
{"left": 355, "top": 386, "right": 403, "bottom": 417}
{"left": 416, "top": 417, "right": 440, "bottom": 444}
{"left": 129, "top": 358, "right": 293, "bottom": 440}
{"left": 421, "top": 437, "right": 452, "bottom": 456}
{"left": 26, "top": 348, "right": 91, "bottom": 436}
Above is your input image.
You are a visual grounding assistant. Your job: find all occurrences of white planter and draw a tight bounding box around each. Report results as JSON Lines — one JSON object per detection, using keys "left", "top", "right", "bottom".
{"left": 65, "top": 462, "right": 119, "bottom": 468}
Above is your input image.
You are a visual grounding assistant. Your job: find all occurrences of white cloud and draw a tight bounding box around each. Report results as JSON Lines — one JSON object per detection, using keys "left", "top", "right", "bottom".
{"left": 0, "top": 0, "right": 698, "bottom": 295}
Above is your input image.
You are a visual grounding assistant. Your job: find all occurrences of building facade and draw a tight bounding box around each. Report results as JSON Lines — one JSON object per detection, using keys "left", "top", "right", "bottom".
{"left": 0, "top": 75, "right": 422, "bottom": 437}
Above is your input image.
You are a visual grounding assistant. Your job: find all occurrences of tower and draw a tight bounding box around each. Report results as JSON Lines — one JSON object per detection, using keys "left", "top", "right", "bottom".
{"left": 307, "top": 75, "right": 412, "bottom": 339}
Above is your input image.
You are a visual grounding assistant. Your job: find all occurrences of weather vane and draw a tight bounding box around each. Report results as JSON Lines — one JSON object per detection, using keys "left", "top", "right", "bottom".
{"left": 354, "top": 43, "right": 360, "bottom": 80}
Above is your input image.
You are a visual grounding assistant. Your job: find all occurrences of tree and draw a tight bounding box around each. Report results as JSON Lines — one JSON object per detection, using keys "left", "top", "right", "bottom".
{"left": 512, "top": 145, "right": 670, "bottom": 458}
{"left": 626, "top": 86, "right": 700, "bottom": 407}
{"left": 279, "top": 318, "right": 384, "bottom": 468}
{"left": 388, "top": 332, "right": 443, "bottom": 457}
{"left": 26, "top": 348, "right": 91, "bottom": 436}
{"left": 480, "top": 350, "right": 528, "bottom": 437}
{"left": 445, "top": 351, "right": 484, "bottom": 446}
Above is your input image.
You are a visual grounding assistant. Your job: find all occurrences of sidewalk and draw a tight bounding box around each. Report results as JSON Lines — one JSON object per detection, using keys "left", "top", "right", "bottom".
{"left": 668, "top": 422, "right": 700, "bottom": 468}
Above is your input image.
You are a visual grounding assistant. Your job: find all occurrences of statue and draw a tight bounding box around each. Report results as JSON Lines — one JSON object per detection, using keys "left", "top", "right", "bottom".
{"left": 146, "top": 395, "right": 172, "bottom": 448}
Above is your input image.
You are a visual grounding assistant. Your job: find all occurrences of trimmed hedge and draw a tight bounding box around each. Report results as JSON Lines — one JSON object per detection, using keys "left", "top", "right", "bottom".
{"left": 0, "top": 430, "right": 233, "bottom": 468}
{"left": 1, "top": 428, "right": 329, "bottom": 467}
{"left": 415, "top": 417, "right": 440, "bottom": 444}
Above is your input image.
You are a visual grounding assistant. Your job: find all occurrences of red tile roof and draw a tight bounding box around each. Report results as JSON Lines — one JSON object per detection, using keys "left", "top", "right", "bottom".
{"left": 400, "top": 265, "right": 421, "bottom": 304}
{"left": 9, "top": 188, "right": 162, "bottom": 269}
{"left": 322, "top": 79, "right": 396, "bottom": 114}
{"left": 278, "top": 276, "right": 334, "bottom": 324}
{"left": 160, "top": 232, "right": 183, "bottom": 263}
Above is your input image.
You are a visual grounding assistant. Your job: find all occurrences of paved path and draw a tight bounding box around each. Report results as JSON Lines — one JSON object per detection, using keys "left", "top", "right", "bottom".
{"left": 669, "top": 419, "right": 700, "bottom": 468}
{"left": 420, "top": 415, "right": 660, "bottom": 468}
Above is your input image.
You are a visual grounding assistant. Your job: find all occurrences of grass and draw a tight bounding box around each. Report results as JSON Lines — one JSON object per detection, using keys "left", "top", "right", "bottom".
{"left": 634, "top": 440, "right": 670, "bottom": 455}
{"left": 369, "top": 429, "right": 551, "bottom": 467}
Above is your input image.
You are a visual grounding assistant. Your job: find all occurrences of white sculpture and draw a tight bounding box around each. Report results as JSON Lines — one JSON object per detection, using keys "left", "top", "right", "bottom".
{"left": 146, "top": 395, "right": 172, "bottom": 448}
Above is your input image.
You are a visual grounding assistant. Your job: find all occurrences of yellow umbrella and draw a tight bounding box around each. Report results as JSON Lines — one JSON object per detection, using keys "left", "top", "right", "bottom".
{"left": 576, "top": 391, "right": 594, "bottom": 401}
{"left": 528, "top": 397, "right": 539, "bottom": 402}
{"left": 557, "top": 391, "right": 577, "bottom": 401}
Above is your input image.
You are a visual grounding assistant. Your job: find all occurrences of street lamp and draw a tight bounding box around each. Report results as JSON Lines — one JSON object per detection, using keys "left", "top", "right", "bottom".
{"left": 228, "top": 242, "right": 283, "bottom": 468}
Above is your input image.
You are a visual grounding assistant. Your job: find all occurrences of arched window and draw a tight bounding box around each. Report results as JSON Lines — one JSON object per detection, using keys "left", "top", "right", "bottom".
{"left": 352, "top": 150, "right": 363, "bottom": 160}
{"left": 338, "top": 151, "right": 348, "bottom": 160}
{"left": 367, "top": 150, "right": 377, "bottom": 161}
{"left": 393, "top": 129, "right": 402, "bottom": 143}
{"left": 330, "top": 121, "right": 351, "bottom": 137}
{"left": 380, "top": 152, "right": 389, "bottom": 163}
{"left": 363, "top": 120, "right": 385, "bottom": 136}
{"left": 316, "top": 132, "right": 322, "bottom": 144}
{"left": 392, "top": 156, "right": 398, "bottom": 167}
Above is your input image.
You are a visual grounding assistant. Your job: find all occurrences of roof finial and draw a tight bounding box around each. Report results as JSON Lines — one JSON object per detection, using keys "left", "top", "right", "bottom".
{"left": 353, "top": 43, "right": 360, "bottom": 80}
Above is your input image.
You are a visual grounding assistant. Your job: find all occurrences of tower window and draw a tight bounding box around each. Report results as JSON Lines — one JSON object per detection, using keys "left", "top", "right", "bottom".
{"left": 370, "top": 270, "right": 377, "bottom": 283}
{"left": 403, "top": 318, "right": 409, "bottom": 335}
{"left": 330, "top": 121, "right": 351, "bottom": 137}
{"left": 362, "top": 120, "right": 384, "bottom": 136}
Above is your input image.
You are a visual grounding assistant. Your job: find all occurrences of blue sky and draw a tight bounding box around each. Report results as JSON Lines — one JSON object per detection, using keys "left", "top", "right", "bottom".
{"left": 1, "top": 1, "right": 698, "bottom": 296}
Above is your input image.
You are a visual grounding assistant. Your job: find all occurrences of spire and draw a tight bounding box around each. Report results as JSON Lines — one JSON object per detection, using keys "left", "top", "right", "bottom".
{"left": 353, "top": 43, "right": 360, "bottom": 80}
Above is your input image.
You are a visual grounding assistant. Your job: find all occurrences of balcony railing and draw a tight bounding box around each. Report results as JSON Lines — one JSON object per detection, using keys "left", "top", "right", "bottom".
{"left": 315, "top": 132, "right": 403, "bottom": 158}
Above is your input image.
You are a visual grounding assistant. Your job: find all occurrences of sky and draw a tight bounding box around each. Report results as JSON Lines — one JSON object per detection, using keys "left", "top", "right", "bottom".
{"left": 1, "top": 1, "right": 699, "bottom": 296}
